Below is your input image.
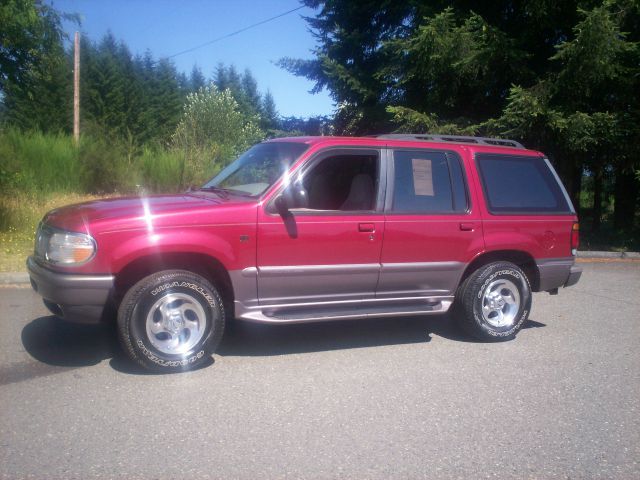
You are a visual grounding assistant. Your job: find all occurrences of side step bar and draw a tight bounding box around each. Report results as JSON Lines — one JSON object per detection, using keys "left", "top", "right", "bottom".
{"left": 238, "top": 298, "right": 453, "bottom": 324}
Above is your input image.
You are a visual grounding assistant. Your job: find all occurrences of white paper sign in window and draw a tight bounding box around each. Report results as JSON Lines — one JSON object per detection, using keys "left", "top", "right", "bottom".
{"left": 412, "top": 158, "right": 434, "bottom": 196}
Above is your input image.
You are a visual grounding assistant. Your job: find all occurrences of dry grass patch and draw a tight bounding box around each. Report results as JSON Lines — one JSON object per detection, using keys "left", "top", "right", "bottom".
{"left": 0, "top": 193, "right": 111, "bottom": 272}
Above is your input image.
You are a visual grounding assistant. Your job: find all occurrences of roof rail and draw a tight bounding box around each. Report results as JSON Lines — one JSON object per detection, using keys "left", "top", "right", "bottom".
{"left": 374, "top": 134, "right": 525, "bottom": 149}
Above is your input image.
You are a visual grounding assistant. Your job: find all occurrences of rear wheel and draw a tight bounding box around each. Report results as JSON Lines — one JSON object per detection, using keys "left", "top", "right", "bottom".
{"left": 117, "top": 270, "right": 225, "bottom": 372}
{"left": 455, "top": 262, "right": 531, "bottom": 340}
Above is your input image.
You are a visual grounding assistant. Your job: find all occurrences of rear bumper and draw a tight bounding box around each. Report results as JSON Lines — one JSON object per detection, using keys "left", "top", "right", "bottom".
{"left": 563, "top": 265, "right": 582, "bottom": 288}
{"left": 536, "top": 257, "right": 582, "bottom": 292}
{"left": 27, "top": 256, "right": 114, "bottom": 323}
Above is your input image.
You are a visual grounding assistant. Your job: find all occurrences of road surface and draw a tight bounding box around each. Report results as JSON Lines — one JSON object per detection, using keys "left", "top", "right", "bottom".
{"left": 0, "top": 261, "right": 639, "bottom": 479}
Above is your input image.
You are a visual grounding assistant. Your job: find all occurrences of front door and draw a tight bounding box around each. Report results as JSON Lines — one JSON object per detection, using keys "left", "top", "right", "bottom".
{"left": 257, "top": 148, "right": 385, "bottom": 306}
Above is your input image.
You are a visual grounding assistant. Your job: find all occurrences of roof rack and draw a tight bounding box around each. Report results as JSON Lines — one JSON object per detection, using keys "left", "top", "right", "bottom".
{"left": 373, "top": 134, "right": 525, "bottom": 149}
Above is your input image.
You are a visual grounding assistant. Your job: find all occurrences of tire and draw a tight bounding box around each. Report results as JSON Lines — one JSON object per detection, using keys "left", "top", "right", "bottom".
{"left": 117, "top": 270, "right": 225, "bottom": 372}
{"left": 454, "top": 262, "right": 532, "bottom": 341}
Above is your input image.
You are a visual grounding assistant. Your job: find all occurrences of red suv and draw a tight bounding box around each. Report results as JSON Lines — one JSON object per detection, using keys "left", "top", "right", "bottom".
{"left": 28, "top": 134, "right": 582, "bottom": 371}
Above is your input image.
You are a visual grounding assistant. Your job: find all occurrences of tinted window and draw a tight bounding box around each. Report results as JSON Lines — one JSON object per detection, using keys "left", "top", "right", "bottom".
{"left": 302, "top": 153, "right": 378, "bottom": 211}
{"left": 391, "top": 150, "right": 467, "bottom": 213}
{"left": 476, "top": 154, "right": 571, "bottom": 214}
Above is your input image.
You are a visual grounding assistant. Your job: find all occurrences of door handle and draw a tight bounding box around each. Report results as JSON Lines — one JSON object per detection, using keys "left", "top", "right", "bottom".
{"left": 359, "top": 223, "right": 375, "bottom": 232}
{"left": 459, "top": 222, "right": 475, "bottom": 231}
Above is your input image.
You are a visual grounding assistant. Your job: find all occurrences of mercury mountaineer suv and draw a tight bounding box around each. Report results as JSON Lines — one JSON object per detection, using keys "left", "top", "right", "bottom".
{"left": 27, "top": 134, "right": 582, "bottom": 372}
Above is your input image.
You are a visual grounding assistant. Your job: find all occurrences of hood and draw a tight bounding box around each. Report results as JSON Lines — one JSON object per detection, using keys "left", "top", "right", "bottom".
{"left": 43, "top": 193, "right": 254, "bottom": 233}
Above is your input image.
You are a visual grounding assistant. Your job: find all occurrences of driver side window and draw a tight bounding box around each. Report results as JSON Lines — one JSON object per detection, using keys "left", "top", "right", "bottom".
{"left": 301, "top": 152, "right": 379, "bottom": 211}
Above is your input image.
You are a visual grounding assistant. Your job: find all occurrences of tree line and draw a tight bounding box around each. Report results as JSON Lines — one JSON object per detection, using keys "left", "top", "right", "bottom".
{"left": 280, "top": 0, "right": 639, "bottom": 233}
{"left": 0, "top": 0, "right": 329, "bottom": 144}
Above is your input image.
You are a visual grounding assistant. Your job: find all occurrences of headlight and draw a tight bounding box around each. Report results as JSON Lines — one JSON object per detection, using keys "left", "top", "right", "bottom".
{"left": 35, "top": 224, "right": 96, "bottom": 265}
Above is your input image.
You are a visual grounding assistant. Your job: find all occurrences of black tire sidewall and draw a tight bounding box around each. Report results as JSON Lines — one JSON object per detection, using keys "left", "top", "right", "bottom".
{"left": 119, "top": 271, "right": 224, "bottom": 371}
{"left": 469, "top": 263, "right": 531, "bottom": 339}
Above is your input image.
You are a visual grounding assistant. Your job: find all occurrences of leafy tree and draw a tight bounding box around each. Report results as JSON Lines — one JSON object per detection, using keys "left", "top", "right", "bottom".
{"left": 1, "top": 0, "right": 75, "bottom": 131}
{"left": 0, "top": 0, "right": 76, "bottom": 93}
{"left": 172, "top": 85, "right": 263, "bottom": 187}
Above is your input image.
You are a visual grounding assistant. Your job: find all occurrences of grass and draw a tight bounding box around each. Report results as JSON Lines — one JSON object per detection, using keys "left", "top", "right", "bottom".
{"left": 0, "top": 128, "right": 225, "bottom": 273}
{"left": 0, "top": 129, "right": 82, "bottom": 195}
{"left": 0, "top": 192, "right": 108, "bottom": 272}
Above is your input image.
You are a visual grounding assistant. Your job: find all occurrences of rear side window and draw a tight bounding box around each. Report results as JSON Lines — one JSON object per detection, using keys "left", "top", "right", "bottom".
{"left": 476, "top": 154, "right": 571, "bottom": 214}
{"left": 391, "top": 150, "right": 467, "bottom": 214}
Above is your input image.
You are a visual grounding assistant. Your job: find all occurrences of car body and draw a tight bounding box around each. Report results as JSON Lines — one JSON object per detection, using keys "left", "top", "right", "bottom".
{"left": 28, "top": 134, "right": 582, "bottom": 371}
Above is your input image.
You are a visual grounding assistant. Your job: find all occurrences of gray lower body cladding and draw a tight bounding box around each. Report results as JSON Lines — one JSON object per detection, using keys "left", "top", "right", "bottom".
{"left": 230, "top": 261, "right": 463, "bottom": 323}
{"left": 27, "top": 256, "right": 114, "bottom": 323}
{"left": 536, "top": 257, "right": 582, "bottom": 292}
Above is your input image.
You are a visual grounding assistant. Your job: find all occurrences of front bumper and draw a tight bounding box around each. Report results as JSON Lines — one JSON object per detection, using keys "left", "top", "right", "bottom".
{"left": 27, "top": 256, "right": 114, "bottom": 323}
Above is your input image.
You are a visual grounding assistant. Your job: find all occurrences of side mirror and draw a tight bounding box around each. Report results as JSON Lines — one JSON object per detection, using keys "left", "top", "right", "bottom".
{"left": 276, "top": 182, "right": 308, "bottom": 214}
{"left": 274, "top": 194, "right": 289, "bottom": 215}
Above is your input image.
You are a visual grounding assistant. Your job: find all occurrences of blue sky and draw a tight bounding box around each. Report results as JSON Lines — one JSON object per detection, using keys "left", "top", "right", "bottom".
{"left": 51, "top": 0, "right": 334, "bottom": 118}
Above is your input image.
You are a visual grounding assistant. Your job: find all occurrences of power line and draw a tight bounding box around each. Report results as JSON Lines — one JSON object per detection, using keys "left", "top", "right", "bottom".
{"left": 165, "top": 5, "right": 305, "bottom": 60}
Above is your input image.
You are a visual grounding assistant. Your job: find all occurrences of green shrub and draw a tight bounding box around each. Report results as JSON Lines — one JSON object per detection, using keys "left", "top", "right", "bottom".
{"left": 0, "top": 128, "right": 81, "bottom": 196}
{"left": 78, "top": 135, "right": 138, "bottom": 194}
{"left": 138, "top": 145, "right": 183, "bottom": 193}
{"left": 172, "top": 85, "right": 263, "bottom": 189}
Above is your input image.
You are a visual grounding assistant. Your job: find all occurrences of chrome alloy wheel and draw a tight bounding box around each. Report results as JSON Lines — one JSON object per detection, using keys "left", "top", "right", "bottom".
{"left": 145, "top": 292, "right": 207, "bottom": 355}
{"left": 481, "top": 278, "right": 521, "bottom": 328}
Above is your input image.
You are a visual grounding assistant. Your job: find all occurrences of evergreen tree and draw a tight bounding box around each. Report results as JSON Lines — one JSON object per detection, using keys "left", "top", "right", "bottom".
{"left": 213, "top": 62, "right": 228, "bottom": 91}
{"left": 489, "top": 2, "right": 639, "bottom": 229}
{"left": 282, "top": 0, "right": 639, "bottom": 231}
{"left": 260, "top": 90, "right": 279, "bottom": 131}
{"left": 241, "top": 68, "right": 261, "bottom": 113}
{"left": 189, "top": 65, "right": 206, "bottom": 92}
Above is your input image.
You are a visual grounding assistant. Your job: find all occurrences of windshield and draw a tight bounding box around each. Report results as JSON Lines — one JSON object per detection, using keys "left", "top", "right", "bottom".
{"left": 202, "top": 142, "right": 309, "bottom": 196}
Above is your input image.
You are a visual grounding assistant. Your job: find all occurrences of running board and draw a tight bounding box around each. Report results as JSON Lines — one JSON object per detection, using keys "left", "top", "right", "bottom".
{"left": 238, "top": 298, "right": 453, "bottom": 324}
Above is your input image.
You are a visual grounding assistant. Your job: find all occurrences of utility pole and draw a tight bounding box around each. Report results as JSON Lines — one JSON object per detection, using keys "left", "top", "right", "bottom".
{"left": 73, "top": 31, "right": 80, "bottom": 144}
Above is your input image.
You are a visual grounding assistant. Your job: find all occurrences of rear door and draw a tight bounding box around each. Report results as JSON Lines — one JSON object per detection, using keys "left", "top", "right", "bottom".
{"left": 377, "top": 147, "right": 483, "bottom": 299}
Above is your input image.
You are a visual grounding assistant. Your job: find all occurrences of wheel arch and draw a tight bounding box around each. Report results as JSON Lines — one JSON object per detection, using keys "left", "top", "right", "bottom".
{"left": 459, "top": 250, "right": 539, "bottom": 291}
{"left": 113, "top": 252, "right": 235, "bottom": 316}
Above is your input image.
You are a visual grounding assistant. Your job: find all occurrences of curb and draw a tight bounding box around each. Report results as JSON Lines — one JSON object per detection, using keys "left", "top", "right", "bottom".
{"left": 1, "top": 250, "right": 638, "bottom": 285}
{"left": 0, "top": 272, "right": 30, "bottom": 285}
{"left": 577, "top": 250, "right": 640, "bottom": 259}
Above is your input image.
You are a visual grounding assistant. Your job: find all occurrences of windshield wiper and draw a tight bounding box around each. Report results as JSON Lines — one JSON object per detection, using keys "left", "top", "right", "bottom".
{"left": 198, "top": 186, "right": 253, "bottom": 198}
{"left": 197, "top": 186, "right": 231, "bottom": 199}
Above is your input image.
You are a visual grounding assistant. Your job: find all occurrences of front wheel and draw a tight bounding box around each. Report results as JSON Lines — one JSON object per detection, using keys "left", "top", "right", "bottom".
{"left": 454, "top": 262, "right": 532, "bottom": 341}
{"left": 117, "top": 270, "right": 225, "bottom": 372}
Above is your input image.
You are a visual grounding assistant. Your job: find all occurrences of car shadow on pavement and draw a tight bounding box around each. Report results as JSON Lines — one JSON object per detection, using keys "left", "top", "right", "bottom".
{"left": 20, "top": 314, "right": 545, "bottom": 374}
{"left": 217, "top": 316, "right": 546, "bottom": 357}
{"left": 21, "top": 315, "right": 119, "bottom": 368}
{"left": 20, "top": 315, "right": 214, "bottom": 375}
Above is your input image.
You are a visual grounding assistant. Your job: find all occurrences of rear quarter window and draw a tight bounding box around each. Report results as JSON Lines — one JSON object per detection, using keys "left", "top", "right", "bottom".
{"left": 475, "top": 154, "right": 572, "bottom": 214}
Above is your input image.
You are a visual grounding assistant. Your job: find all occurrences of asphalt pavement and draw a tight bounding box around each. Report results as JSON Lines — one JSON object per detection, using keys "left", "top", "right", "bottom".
{"left": 0, "top": 261, "right": 638, "bottom": 479}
